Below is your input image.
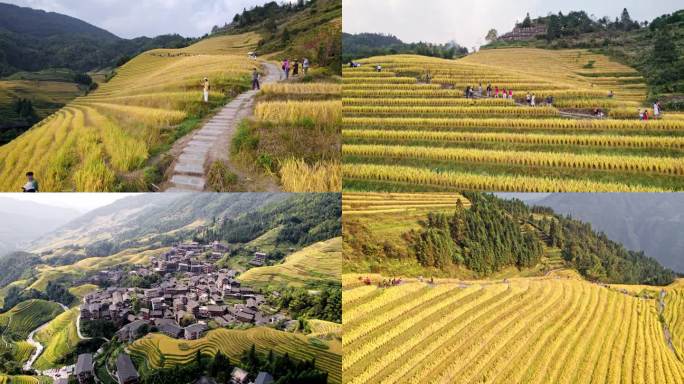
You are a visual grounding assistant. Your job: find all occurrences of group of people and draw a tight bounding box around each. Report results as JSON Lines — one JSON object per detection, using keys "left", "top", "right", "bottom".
{"left": 639, "top": 102, "right": 663, "bottom": 120}
{"left": 281, "top": 58, "right": 310, "bottom": 80}
{"left": 379, "top": 277, "right": 403, "bottom": 288}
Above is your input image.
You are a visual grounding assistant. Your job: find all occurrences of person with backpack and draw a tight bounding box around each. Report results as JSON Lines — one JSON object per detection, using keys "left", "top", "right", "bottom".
{"left": 22, "top": 172, "right": 38, "bottom": 192}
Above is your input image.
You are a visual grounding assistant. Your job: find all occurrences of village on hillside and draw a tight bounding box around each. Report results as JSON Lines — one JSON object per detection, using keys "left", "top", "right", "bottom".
{"left": 65, "top": 240, "right": 290, "bottom": 384}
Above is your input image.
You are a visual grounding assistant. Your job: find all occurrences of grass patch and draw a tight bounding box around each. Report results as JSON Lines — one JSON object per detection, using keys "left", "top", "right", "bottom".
{"left": 206, "top": 160, "right": 238, "bottom": 192}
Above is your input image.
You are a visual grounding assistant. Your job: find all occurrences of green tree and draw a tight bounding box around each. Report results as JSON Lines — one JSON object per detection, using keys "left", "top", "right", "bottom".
{"left": 521, "top": 13, "right": 532, "bottom": 28}
{"left": 485, "top": 29, "right": 498, "bottom": 42}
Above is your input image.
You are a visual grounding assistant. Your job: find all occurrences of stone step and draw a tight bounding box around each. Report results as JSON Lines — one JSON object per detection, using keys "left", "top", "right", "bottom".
{"left": 191, "top": 136, "right": 214, "bottom": 143}
{"left": 171, "top": 175, "right": 205, "bottom": 190}
{"left": 175, "top": 162, "right": 204, "bottom": 175}
{"left": 178, "top": 153, "right": 205, "bottom": 163}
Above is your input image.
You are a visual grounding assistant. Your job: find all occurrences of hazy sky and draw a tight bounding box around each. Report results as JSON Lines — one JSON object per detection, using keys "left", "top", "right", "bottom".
{"left": 2, "top": 193, "right": 137, "bottom": 213}
{"left": 343, "top": 0, "right": 682, "bottom": 49}
{"left": 5, "top": 0, "right": 295, "bottom": 38}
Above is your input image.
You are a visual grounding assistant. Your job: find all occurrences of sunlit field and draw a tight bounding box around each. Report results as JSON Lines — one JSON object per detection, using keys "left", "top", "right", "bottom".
{"left": 343, "top": 50, "right": 684, "bottom": 192}
{"left": 0, "top": 33, "right": 260, "bottom": 191}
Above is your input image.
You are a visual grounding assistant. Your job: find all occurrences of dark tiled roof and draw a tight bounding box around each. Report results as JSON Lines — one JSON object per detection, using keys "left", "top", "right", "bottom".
{"left": 255, "top": 372, "right": 274, "bottom": 384}
{"left": 116, "top": 353, "right": 139, "bottom": 383}
{"left": 75, "top": 353, "right": 93, "bottom": 375}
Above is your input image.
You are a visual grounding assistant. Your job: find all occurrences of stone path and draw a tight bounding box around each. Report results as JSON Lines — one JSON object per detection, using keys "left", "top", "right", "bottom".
{"left": 165, "top": 62, "right": 280, "bottom": 192}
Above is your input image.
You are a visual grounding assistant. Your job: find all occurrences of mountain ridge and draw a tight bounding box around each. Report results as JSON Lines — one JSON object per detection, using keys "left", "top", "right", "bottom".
{"left": 537, "top": 193, "right": 684, "bottom": 274}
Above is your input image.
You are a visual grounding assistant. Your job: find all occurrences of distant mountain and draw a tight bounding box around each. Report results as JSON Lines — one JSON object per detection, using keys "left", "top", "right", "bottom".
{"left": 32, "top": 193, "right": 289, "bottom": 253}
{"left": 0, "top": 197, "right": 79, "bottom": 256}
{"left": 536, "top": 193, "right": 684, "bottom": 273}
{"left": 0, "top": 2, "right": 195, "bottom": 76}
{"left": 343, "top": 32, "right": 469, "bottom": 62}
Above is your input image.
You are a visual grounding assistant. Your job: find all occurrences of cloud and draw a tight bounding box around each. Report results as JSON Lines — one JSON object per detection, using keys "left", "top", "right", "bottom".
{"left": 343, "top": 0, "right": 681, "bottom": 49}
{"left": 5, "top": 0, "right": 292, "bottom": 38}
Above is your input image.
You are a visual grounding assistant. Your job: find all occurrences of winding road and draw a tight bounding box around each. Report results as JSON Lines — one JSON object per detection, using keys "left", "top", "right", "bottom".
{"left": 23, "top": 303, "right": 67, "bottom": 371}
{"left": 165, "top": 61, "right": 281, "bottom": 192}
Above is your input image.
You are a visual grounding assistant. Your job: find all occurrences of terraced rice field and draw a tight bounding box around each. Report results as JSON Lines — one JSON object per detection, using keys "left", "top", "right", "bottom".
{"left": 239, "top": 237, "right": 342, "bottom": 288}
{"left": 343, "top": 50, "right": 684, "bottom": 192}
{"left": 0, "top": 33, "right": 259, "bottom": 191}
{"left": 33, "top": 308, "right": 80, "bottom": 370}
{"left": 254, "top": 80, "right": 342, "bottom": 192}
{"left": 342, "top": 274, "right": 684, "bottom": 383}
{"left": 664, "top": 280, "right": 684, "bottom": 359}
{"left": 342, "top": 192, "right": 469, "bottom": 215}
{"left": 308, "top": 319, "right": 342, "bottom": 339}
{"left": 129, "top": 327, "right": 341, "bottom": 384}
{"left": 0, "top": 376, "right": 52, "bottom": 384}
{"left": 0, "top": 300, "right": 64, "bottom": 339}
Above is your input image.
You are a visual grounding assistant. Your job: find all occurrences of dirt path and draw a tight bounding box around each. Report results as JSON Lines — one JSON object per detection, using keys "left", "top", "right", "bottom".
{"left": 164, "top": 61, "right": 281, "bottom": 192}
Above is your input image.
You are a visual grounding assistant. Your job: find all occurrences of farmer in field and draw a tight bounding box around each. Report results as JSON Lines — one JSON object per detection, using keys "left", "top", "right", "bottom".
{"left": 252, "top": 68, "right": 261, "bottom": 90}
{"left": 202, "top": 78, "right": 210, "bottom": 103}
{"left": 654, "top": 102, "right": 661, "bottom": 119}
{"left": 303, "top": 58, "right": 310, "bottom": 75}
{"left": 22, "top": 172, "right": 38, "bottom": 193}
{"left": 608, "top": 90, "right": 614, "bottom": 98}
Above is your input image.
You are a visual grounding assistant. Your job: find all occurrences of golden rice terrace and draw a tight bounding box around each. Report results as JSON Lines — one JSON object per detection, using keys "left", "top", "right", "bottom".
{"left": 342, "top": 49, "right": 684, "bottom": 192}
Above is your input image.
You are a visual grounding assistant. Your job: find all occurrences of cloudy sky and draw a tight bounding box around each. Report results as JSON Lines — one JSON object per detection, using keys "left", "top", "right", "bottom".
{"left": 5, "top": 0, "right": 295, "bottom": 38}
{"left": 3, "top": 193, "right": 137, "bottom": 212}
{"left": 343, "top": 0, "right": 682, "bottom": 49}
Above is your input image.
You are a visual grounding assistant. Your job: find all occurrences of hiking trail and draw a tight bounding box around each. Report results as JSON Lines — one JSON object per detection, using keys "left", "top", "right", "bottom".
{"left": 164, "top": 61, "right": 281, "bottom": 192}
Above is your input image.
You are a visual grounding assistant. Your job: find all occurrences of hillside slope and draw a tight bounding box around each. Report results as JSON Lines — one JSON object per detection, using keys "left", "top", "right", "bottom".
{"left": 343, "top": 51, "right": 684, "bottom": 192}
{"left": 0, "top": 33, "right": 260, "bottom": 192}
{"left": 537, "top": 193, "right": 684, "bottom": 273}
{"left": 483, "top": 9, "right": 684, "bottom": 108}
{"left": 0, "top": 3, "right": 193, "bottom": 76}
{"left": 239, "top": 237, "right": 342, "bottom": 288}
{"left": 213, "top": 0, "right": 342, "bottom": 71}
{"left": 32, "top": 193, "right": 288, "bottom": 253}
{"left": 342, "top": 273, "right": 684, "bottom": 383}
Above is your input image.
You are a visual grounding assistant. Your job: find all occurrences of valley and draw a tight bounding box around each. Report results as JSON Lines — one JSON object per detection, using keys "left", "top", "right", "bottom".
{"left": 0, "top": 193, "right": 342, "bottom": 384}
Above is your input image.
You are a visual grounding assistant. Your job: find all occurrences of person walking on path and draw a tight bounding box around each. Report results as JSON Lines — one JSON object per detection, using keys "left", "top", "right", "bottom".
{"left": 303, "top": 58, "right": 310, "bottom": 75}
{"left": 508, "top": 89, "right": 513, "bottom": 100}
{"left": 202, "top": 78, "right": 210, "bottom": 103}
{"left": 282, "top": 59, "right": 291, "bottom": 79}
{"left": 22, "top": 172, "right": 38, "bottom": 192}
{"left": 644, "top": 110, "right": 650, "bottom": 120}
{"left": 252, "top": 68, "right": 261, "bottom": 91}
{"left": 293, "top": 60, "right": 300, "bottom": 77}
{"left": 654, "top": 102, "right": 661, "bottom": 119}
{"left": 486, "top": 83, "right": 492, "bottom": 97}
{"left": 531, "top": 93, "right": 536, "bottom": 106}
{"left": 495, "top": 86, "right": 499, "bottom": 98}
{"left": 639, "top": 109, "right": 644, "bottom": 120}
{"left": 478, "top": 83, "right": 483, "bottom": 98}
{"left": 502, "top": 88, "right": 508, "bottom": 99}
